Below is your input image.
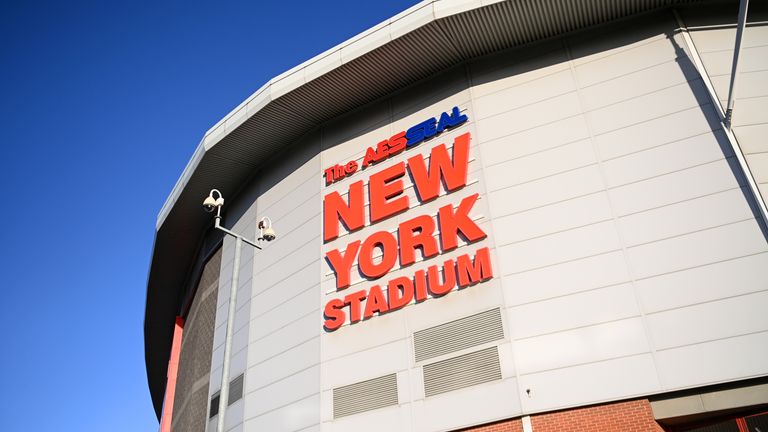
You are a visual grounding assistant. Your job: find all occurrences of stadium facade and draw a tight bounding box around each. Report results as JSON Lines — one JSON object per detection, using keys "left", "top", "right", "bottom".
{"left": 144, "top": 1, "right": 768, "bottom": 431}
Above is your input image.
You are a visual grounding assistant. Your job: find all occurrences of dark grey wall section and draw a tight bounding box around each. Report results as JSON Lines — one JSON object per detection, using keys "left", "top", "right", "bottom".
{"left": 172, "top": 248, "right": 222, "bottom": 432}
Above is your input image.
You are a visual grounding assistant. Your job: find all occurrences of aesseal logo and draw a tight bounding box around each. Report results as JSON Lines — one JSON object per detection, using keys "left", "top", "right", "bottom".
{"left": 322, "top": 107, "right": 492, "bottom": 331}
{"left": 323, "top": 106, "right": 468, "bottom": 185}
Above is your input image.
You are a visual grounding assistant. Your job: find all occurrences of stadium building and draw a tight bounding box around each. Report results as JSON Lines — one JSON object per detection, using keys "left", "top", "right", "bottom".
{"left": 144, "top": 1, "right": 768, "bottom": 431}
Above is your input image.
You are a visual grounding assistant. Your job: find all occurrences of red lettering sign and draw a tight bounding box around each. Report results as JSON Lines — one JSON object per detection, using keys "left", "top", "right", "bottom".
{"left": 322, "top": 124, "right": 494, "bottom": 331}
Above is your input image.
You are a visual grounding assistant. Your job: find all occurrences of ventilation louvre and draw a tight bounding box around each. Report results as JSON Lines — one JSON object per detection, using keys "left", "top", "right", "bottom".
{"left": 209, "top": 392, "right": 220, "bottom": 418}
{"left": 423, "top": 346, "right": 502, "bottom": 397}
{"left": 228, "top": 374, "right": 244, "bottom": 406}
{"left": 333, "top": 373, "right": 398, "bottom": 418}
{"left": 414, "top": 308, "right": 504, "bottom": 362}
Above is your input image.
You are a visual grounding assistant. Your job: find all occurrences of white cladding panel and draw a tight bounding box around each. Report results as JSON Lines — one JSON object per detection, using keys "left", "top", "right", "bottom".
{"left": 207, "top": 7, "right": 768, "bottom": 432}
{"left": 682, "top": 5, "right": 768, "bottom": 206}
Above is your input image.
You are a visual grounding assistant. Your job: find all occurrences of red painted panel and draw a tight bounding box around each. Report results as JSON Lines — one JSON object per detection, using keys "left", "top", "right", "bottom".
{"left": 159, "top": 317, "right": 184, "bottom": 432}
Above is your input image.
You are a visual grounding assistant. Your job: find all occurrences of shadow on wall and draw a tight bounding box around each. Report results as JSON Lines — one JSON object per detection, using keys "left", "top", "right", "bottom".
{"left": 668, "top": 8, "right": 768, "bottom": 241}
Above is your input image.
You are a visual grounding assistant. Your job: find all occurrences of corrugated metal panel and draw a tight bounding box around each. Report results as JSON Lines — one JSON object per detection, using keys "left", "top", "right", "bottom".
{"left": 423, "top": 346, "right": 502, "bottom": 397}
{"left": 333, "top": 374, "right": 398, "bottom": 418}
{"left": 228, "top": 374, "right": 244, "bottom": 405}
{"left": 413, "top": 308, "right": 504, "bottom": 362}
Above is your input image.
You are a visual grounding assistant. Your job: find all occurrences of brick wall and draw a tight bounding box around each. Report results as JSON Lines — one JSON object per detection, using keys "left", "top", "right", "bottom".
{"left": 462, "top": 399, "right": 664, "bottom": 432}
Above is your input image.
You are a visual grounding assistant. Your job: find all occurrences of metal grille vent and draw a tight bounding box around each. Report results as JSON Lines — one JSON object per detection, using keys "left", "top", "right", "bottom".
{"left": 333, "top": 373, "right": 398, "bottom": 419}
{"left": 413, "top": 308, "right": 504, "bottom": 362}
{"left": 209, "top": 392, "right": 220, "bottom": 418}
{"left": 423, "top": 346, "right": 502, "bottom": 397}
{"left": 228, "top": 374, "right": 244, "bottom": 406}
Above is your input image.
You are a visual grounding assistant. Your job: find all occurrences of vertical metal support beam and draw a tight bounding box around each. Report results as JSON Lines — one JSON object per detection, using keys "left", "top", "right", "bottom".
{"left": 217, "top": 236, "right": 242, "bottom": 432}
{"left": 724, "top": 0, "right": 750, "bottom": 129}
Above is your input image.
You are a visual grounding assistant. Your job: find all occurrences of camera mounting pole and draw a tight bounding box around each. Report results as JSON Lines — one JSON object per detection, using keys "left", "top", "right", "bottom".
{"left": 201, "top": 189, "right": 275, "bottom": 432}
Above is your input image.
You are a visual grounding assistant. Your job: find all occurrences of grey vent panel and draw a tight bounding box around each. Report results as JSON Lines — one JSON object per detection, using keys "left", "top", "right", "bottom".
{"left": 423, "top": 346, "right": 502, "bottom": 397}
{"left": 414, "top": 308, "right": 504, "bottom": 362}
{"left": 333, "top": 373, "right": 398, "bottom": 418}
{"left": 228, "top": 374, "right": 244, "bottom": 405}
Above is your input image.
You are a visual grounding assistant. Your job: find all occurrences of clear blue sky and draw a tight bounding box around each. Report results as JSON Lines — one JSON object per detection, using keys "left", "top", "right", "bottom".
{"left": 0, "top": 1, "right": 417, "bottom": 430}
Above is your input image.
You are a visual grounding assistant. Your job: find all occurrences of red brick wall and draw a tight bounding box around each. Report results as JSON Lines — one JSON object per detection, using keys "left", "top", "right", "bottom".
{"left": 462, "top": 399, "right": 664, "bottom": 432}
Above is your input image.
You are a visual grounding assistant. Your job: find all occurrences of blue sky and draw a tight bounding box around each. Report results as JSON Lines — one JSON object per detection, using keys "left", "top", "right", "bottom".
{"left": 0, "top": 1, "right": 417, "bottom": 430}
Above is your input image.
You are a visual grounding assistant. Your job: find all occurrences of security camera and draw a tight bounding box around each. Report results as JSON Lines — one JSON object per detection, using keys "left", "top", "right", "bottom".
{"left": 262, "top": 227, "right": 276, "bottom": 241}
{"left": 203, "top": 189, "right": 224, "bottom": 212}
{"left": 258, "top": 217, "right": 276, "bottom": 242}
{"left": 203, "top": 196, "right": 218, "bottom": 212}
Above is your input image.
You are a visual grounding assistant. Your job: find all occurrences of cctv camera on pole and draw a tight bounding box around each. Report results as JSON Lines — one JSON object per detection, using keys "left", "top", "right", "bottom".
{"left": 202, "top": 188, "right": 275, "bottom": 432}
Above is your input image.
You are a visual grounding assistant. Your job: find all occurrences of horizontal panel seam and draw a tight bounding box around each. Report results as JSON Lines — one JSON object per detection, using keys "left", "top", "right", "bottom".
{"left": 654, "top": 328, "right": 768, "bottom": 352}
{"left": 646, "top": 288, "right": 768, "bottom": 316}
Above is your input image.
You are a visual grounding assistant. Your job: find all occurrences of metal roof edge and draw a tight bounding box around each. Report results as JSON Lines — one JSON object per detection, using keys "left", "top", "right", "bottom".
{"left": 156, "top": 0, "right": 447, "bottom": 229}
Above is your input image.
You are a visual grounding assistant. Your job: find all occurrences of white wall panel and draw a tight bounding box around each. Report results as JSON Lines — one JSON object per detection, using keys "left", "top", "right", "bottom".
{"left": 245, "top": 366, "right": 320, "bottom": 418}
{"left": 244, "top": 394, "right": 320, "bottom": 431}
{"left": 748, "top": 153, "right": 768, "bottom": 183}
{"left": 247, "top": 311, "right": 317, "bottom": 365}
{"left": 503, "top": 251, "right": 630, "bottom": 306}
{"left": 588, "top": 80, "right": 709, "bottom": 136}
{"left": 518, "top": 354, "right": 660, "bottom": 413}
{"left": 496, "top": 221, "right": 621, "bottom": 275}
{"left": 710, "top": 70, "right": 768, "bottom": 104}
{"left": 608, "top": 160, "right": 744, "bottom": 216}
{"left": 483, "top": 139, "right": 596, "bottom": 192}
{"left": 595, "top": 104, "right": 719, "bottom": 160}
{"left": 508, "top": 284, "right": 639, "bottom": 340}
{"left": 697, "top": 45, "right": 768, "bottom": 77}
{"left": 324, "top": 404, "right": 412, "bottom": 432}
{"left": 578, "top": 57, "right": 697, "bottom": 112}
{"left": 251, "top": 262, "right": 319, "bottom": 317}
{"left": 492, "top": 192, "right": 612, "bottom": 246}
{"left": 475, "top": 92, "right": 581, "bottom": 142}
{"left": 636, "top": 252, "right": 768, "bottom": 313}
{"left": 248, "top": 290, "right": 319, "bottom": 343}
{"left": 601, "top": 131, "right": 729, "bottom": 188}
{"left": 655, "top": 331, "right": 768, "bottom": 389}
{"left": 733, "top": 123, "right": 768, "bottom": 154}
{"left": 647, "top": 291, "right": 768, "bottom": 350}
{"left": 684, "top": 10, "right": 768, "bottom": 206}
{"left": 322, "top": 339, "right": 410, "bottom": 390}
{"left": 514, "top": 318, "right": 649, "bottom": 375}
{"left": 412, "top": 378, "right": 520, "bottom": 432}
{"left": 472, "top": 69, "right": 575, "bottom": 120}
{"left": 687, "top": 24, "right": 768, "bottom": 51}
{"left": 487, "top": 165, "right": 604, "bottom": 216}
{"left": 224, "top": 400, "right": 244, "bottom": 432}
{"left": 247, "top": 338, "right": 321, "bottom": 392}
{"left": 617, "top": 187, "right": 753, "bottom": 247}
{"left": 732, "top": 96, "right": 768, "bottom": 127}
{"left": 479, "top": 115, "right": 590, "bottom": 166}
{"left": 626, "top": 219, "right": 767, "bottom": 279}
{"left": 574, "top": 35, "right": 680, "bottom": 86}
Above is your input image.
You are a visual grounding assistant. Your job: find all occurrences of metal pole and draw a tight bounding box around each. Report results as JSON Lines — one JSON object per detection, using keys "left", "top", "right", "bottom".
{"left": 216, "top": 235, "right": 242, "bottom": 432}
{"left": 724, "top": 0, "right": 750, "bottom": 129}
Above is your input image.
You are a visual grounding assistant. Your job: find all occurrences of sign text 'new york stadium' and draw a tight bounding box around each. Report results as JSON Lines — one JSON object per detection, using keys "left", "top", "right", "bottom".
{"left": 322, "top": 107, "right": 493, "bottom": 331}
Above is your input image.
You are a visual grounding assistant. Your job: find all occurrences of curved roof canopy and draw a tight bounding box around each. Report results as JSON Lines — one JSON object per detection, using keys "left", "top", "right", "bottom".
{"left": 145, "top": 0, "right": 725, "bottom": 418}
